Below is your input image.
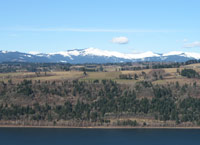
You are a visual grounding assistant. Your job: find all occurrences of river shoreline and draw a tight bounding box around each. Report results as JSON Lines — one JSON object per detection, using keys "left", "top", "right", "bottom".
{"left": 0, "top": 125, "right": 200, "bottom": 129}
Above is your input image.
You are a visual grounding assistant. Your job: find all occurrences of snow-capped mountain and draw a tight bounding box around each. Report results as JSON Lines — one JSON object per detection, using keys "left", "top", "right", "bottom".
{"left": 0, "top": 48, "right": 200, "bottom": 63}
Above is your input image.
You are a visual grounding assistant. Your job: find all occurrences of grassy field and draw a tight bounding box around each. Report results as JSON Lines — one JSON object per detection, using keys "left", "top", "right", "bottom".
{"left": 0, "top": 71, "right": 83, "bottom": 83}
{"left": 80, "top": 71, "right": 121, "bottom": 81}
{"left": 31, "top": 71, "right": 83, "bottom": 81}
{"left": 0, "top": 64, "right": 200, "bottom": 85}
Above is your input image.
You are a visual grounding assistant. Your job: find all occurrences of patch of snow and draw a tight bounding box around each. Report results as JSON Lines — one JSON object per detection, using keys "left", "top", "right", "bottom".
{"left": 2, "top": 50, "right": 8, "bottom": 54}
{"left": 184, "top": 52, "right": 200, "bottom": 59}
{"left": 163, "top": 51, "right": 200, "bottom": 59}
{"left": 1, "top": 50, "right": 16, "bottom": 53}
{"left": 29, "top": 51, "right": 41, "bottom": 55}
{"left": 60, "top": 60, "right": 67, "bottom": 63}
{"left": 163, "top": 51, "right": 184, "bottom": 56}
{"left": 126, "top": 51, "right": 160, "bottom": 59}
{"left": 49, "top": 51, "right": 70, "bottom": 57}
{"left": 37, "top": 55, "right": 45, "bottom": 57}
{"left": 24, "top": 55, "right": 32, "bottom": 58}
{"left": 67, "top": 50, "right": 80, "bottom": 56}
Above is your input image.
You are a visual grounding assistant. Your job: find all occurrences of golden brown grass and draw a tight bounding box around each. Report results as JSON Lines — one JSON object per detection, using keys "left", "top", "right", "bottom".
{"left": 0, "top": 66, "right": 200, "bottom": 85}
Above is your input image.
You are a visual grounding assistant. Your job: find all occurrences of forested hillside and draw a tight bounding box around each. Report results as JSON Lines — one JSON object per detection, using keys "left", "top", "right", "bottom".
{"left": 0, "top": 61, "right": 200, "bottom": 127}
{"left": 1, "top": 78, "right": 200, "bottom": 127}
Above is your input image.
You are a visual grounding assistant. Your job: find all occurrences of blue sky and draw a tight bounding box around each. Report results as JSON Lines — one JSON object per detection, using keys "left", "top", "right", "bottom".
{"left": 0, "top": 0, "right": 200, "bottom": 53}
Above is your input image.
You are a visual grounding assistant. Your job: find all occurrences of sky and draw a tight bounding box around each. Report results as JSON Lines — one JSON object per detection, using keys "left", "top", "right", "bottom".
{"left": 0, "top": 0, "right": 200, "bottom": 54}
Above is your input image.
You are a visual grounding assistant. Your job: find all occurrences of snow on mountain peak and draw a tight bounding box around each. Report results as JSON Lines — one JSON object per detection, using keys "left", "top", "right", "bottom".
{"left": 83, "top": 47, "right": 122, "bottom": 57}
{"left": 26, "top": 48, "right": 200, "bottom": 61}
{"left": 163, "top": 51, "right": 200, "bottom": 59}
{"left": 184, "top": 52, "right": 200, "bottom": 59}
{"left": 163, "top": 51, "right": 184, "bottom": 56}
{"left": 127, "top": 51, "right": 160, "bottom": 59}
{"left": 45, "top": 48, "right": 161, "bottom": 60}
{"left": 80, "top": 48, "right": 160, "bottom": 59}
{"left": 29, "top": 51, "right": 41, "bottom": 55}
{"left": 67, "top": 49, "right": 81, "bottom": 56}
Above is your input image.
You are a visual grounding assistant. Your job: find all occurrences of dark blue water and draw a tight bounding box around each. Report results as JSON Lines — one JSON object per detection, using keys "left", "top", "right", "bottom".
{"left": 0, "top": 128, "right": 200, "bottom": 145}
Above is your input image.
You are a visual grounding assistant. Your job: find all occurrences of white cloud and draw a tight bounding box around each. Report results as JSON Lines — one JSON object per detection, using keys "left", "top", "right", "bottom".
{"left": 112, "top": 37, "right": 129, "bottom": 44}
{"left": 184, "top": 41, "right": 200, "bottom": 48}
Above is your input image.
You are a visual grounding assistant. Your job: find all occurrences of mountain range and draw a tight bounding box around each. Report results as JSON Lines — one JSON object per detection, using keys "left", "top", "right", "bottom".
{"left": 0, "top": 48, "right": 200, "bottom": 63}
